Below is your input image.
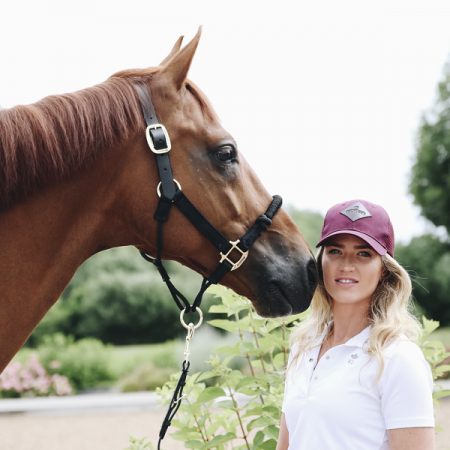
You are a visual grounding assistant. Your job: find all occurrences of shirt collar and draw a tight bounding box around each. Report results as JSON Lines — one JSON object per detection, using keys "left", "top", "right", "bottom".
{"left": 316, "top": 324, "right": 372, "bottom": 349}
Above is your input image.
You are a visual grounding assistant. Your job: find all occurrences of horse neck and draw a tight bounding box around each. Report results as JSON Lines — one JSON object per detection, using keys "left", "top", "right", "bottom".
{"left": 0, "top": 137, "right": 150, "bottom": 372}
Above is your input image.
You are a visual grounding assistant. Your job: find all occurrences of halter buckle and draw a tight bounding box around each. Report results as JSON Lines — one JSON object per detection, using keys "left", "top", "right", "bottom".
{"left": 220, "top": 240, "right": 249, "bottom": 271}
{"left": 145, "top": 124, "right": 171, "bottom": 154}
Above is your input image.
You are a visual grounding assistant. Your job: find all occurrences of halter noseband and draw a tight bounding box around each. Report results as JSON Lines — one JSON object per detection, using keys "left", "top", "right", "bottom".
{"left": 134, "top": 79, "right": 282, "bottom": 315}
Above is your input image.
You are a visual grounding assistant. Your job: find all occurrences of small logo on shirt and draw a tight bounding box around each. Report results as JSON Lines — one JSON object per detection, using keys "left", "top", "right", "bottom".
{"left": 348, "top": 353, "right": 359, "bottom": 364}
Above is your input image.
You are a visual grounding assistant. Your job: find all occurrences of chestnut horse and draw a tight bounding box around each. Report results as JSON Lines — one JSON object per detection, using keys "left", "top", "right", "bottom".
{"left": 0, "top": 28, "right": 318, "bottom": 373}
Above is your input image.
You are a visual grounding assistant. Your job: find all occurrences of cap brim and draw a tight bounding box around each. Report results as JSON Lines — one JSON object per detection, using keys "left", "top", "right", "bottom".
{"left": 316, "top": 230, "right": 387, "bottom": 256}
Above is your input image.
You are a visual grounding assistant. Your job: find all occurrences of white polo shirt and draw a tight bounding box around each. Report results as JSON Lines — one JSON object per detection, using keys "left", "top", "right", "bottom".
{"left": 282, "top": 326, "right": 434, "bottom": 450}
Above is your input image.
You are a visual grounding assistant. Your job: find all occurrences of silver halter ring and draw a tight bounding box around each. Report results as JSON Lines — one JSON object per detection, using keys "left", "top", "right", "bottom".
{"left": 157, "top": 179, "right": 181, "bottom": 198}
{"left": 180, "top": 307, "right": 203, "bottom": 330}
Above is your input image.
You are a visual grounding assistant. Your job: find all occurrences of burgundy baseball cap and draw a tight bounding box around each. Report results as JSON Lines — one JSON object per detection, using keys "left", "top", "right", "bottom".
{"left": 316, "top": 199, "right": 395, "bottom": 257}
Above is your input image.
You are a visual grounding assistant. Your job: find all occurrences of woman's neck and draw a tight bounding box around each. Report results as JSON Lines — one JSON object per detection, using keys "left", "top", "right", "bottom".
{"left": 328, "top": 298, "right": 371, "bottom": 347}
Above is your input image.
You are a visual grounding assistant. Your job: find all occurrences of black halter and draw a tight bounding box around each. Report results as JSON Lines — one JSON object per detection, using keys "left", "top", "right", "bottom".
{"left": 134, "top": 79, "right": 282, "bottom": 448}
{"left": 134, "top": 80, "right": 282, "bottom": 315}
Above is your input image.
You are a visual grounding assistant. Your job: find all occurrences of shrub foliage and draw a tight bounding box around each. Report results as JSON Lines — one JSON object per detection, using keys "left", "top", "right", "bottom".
{"left": 136, "top": 287, "right": 450, "bottom": 449}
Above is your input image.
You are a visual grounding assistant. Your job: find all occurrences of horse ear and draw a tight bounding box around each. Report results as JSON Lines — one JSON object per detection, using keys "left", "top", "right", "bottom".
{"left": 159, "top": 35, "right": 184, "bottom": 66}
{"left": 159, "top": 26, "right": 202, "bottom": 90}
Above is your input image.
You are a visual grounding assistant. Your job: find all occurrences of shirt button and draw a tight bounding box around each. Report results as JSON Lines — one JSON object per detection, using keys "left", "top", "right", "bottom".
{"left": 309, "top": 358, "right": 314, "bottom": 362}
{"left": 314, "top": 375, "right": 318, "bottom": 380}
{"left": 326, "top": 355, "right": 330, "bottom": 360}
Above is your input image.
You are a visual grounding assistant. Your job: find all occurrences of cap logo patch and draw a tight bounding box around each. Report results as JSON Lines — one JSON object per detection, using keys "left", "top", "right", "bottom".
{"left": 340, "top": 201, "right": 372, "bottom": 222}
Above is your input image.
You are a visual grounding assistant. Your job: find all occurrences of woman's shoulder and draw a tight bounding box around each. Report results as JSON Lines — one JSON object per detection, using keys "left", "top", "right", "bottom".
{"left": 381, "top": 335, "right": 428, "bottom": 373}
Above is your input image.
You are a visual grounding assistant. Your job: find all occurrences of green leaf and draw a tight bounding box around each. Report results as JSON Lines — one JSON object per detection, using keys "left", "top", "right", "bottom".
{"left": 435, "top": 365, "right": 450, "bottom": 375}
{"left": 235, "top": 376, "right": 258, "bottom": 391}
{"left": 184, "top": 440, "right": 205, "bottom": 449}
{"left": 206, "top": 422, "right": 221, "bottom": 436}
{"left": 206, "top": 285, "right": 229, "bottom": 296}
{"left": 242, "top": 405, "right": 264, "bottom": 417}
{"left": 251, "top": 359, "right": 263, "bottom": 368}
{"left": 262, "top": 406, "right": 280, "bottom": 415}
{"left": 433, "top": 389, "right": 450, "bottom": 400}
{"left": 273, "top": 352, "right": 286, "bottom": 369}
{"left": 213, "top": 344, "right": 242, "bottom": 355}
{"left": 222, "top": 355, "right": 236, "bottom": 366}
{"left": 257, "top": 439, "right": 277, "bottom": 450}
{"left": 207, "top": 320, "right": 241, "bottom": 334}
{"left": 200, "top": 432, "right": 236, "bottom": 450}
{"left": 214, "top": 399, "right": 237, "bottom": 410}
{"left": 208, "top": 305, "right": 229, "bottom": 314}
{"left": 247, "top": 415, "right": 277, "bottom": 431}
{"left": 421, "top": 316, "right": 440, "bottom": 340}
{"left": 196, "top": 387, "right": 227, "bottom": 404}
{"left": 196, "top": 371, "right": 218, "bottom": 382}
{"left": 253, "top": 430, "right": 265, "bottom": 447}
{"left": 423, "top": 340, "right": 446, "bottom": 349}
{"left": 263, "top": 425, "right": 279, "bottom": 440}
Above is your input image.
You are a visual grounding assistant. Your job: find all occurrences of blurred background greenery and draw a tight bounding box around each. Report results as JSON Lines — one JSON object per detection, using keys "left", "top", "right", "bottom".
{"left": 7, "top": 53, "right": 450, "bottom": 395}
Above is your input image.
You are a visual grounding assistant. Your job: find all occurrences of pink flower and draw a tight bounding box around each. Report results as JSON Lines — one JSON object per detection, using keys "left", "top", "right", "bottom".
{"left": 0, "top": 355, "right": 72, "bottom": 397}
{"left": 49, "top": 360, "right": 61, "bottom": 369}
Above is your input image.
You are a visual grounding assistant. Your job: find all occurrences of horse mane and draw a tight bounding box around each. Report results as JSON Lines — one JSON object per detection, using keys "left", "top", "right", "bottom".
{"left": 0, "top": 67, "right": 217, "bottom": 210}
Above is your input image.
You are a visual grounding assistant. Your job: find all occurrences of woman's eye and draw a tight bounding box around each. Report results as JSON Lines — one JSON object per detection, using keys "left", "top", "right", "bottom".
{"left": 359, "top": 251, "right": 371, "bottom": 257}
{"left": 216, "top": 148, "right": 233, "bottom": 162}
{"left": 329, "top": 249, "right": 341, "bottom": 254}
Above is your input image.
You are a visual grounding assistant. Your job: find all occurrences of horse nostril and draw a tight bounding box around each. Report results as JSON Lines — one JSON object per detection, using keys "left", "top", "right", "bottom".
{"left": 307, "top": 258, "right": 319, "bottom": 292}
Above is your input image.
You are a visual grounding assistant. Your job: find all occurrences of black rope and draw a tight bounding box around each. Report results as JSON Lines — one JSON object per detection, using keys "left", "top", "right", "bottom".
{"left": 158, "top": 360, "right": 190, "bottom": 450}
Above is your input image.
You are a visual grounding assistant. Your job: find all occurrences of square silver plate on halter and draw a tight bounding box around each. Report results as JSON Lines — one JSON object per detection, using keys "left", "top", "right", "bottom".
{"left": 145, "top": 124, "right": 172, "bottom": 154}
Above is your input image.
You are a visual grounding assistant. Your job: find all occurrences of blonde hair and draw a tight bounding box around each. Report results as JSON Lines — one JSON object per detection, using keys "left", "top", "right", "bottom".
{"left": 288, "top": 247, "right": 422, "bottom": 383}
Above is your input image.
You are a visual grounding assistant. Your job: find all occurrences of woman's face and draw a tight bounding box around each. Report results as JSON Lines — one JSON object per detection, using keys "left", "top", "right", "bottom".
{"left": 321, "top": 234, "right": 384, "bottom": 307}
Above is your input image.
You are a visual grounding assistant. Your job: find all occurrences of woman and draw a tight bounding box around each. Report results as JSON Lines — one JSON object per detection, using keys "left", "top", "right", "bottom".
{"left": 277, "top": 200, "right": 435, "bottom": 450}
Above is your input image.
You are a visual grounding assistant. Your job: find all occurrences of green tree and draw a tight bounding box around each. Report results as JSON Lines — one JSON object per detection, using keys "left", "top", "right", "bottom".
{"left": 410, "top": 57, "right": 450, "bottom": 231}
{"left": 285, "top": 205, "right": 323, "bottom": 250}
{"left": 396, "top": 235, "right": 450, "bottom": 326}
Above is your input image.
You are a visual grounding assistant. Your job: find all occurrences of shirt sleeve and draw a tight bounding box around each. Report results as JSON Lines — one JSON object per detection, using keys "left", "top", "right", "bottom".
{"left": 378, "top": 341, "right": 435, "bottom": 429}
{"left": 282, "top": 344, "right": 298, "bottom": 414}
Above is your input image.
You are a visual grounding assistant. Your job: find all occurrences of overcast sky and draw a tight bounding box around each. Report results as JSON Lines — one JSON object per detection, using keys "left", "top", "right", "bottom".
{"left": 1, "top": 0, "right": 450, "bottom": 243}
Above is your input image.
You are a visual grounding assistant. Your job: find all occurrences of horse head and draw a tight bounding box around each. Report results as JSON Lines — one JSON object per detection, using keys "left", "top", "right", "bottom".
{"left": 0, "top": 27, "right": 318, "bottom": 371}
{"left": 112, "top": 28, "right": 318, "bottom": 317}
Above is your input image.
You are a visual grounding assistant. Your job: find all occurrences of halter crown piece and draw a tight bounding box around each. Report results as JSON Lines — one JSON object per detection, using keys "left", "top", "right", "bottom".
{"left": 133, "top": 80, "right": 282, "bottom": 449}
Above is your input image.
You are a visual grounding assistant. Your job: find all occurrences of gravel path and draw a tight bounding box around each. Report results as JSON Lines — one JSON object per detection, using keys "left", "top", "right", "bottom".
{"left": 0, "top": 400, "right": 449, "bottom": 450}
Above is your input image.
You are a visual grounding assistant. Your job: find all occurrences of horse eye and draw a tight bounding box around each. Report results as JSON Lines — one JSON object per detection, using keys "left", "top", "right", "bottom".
{"left": 216, "top": 148, "right": 233, "bottom": 162}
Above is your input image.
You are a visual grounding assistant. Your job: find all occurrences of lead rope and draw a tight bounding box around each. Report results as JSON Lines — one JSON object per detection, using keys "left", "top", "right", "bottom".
{"left": 157, "top": 308, "right": 203, "bottom": 450}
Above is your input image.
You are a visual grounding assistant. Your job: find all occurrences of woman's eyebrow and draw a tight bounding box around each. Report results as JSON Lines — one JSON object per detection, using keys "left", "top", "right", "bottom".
{"left": 326, "top": 243, "right": 372, "bottom": 250}
{"left": 327, "top": 242, "right": 343, "bottom": 248}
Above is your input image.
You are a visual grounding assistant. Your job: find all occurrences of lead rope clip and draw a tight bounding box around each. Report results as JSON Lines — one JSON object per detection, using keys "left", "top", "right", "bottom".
{"left": 157, "top": 307, "right": 203, "bottom": 450}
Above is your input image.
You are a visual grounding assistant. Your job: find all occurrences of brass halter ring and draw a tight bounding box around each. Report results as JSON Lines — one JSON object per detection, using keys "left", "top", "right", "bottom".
{"left": 157, "top": 179, "right": 181, "bottom": 198}
{"left": 180, "top": 307, "right": 203, "bottom": 330}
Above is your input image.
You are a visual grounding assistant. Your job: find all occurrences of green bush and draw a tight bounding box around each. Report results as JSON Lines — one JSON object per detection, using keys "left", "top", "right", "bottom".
{"left": 37, "top": 334, "right": 116, "bottom": 392}
{"left": 27, "top": 247, "right": 225, "bottom": 347}
{"left": 128, "top": 287, "right": 450, "bottom": 449}
{"left": 119, "top": 364, "right": 176, "bottom": 393}
{"left": 152, "top": 286, "right": 306, "bottom": 450}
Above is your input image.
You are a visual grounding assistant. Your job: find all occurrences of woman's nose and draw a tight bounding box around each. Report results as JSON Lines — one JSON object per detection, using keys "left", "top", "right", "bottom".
{"left": 339, "top": 257, "right": 355, "bottom": 271}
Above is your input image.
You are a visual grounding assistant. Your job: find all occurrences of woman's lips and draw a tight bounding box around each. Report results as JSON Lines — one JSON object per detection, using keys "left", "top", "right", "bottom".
{"left": 335, "top": 277, "right": 358, "bottom": 287}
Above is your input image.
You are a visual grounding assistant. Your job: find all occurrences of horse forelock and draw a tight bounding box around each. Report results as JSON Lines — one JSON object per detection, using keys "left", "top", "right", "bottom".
{"left": 0, "top": 67, "right": 218, "bottom": 210}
